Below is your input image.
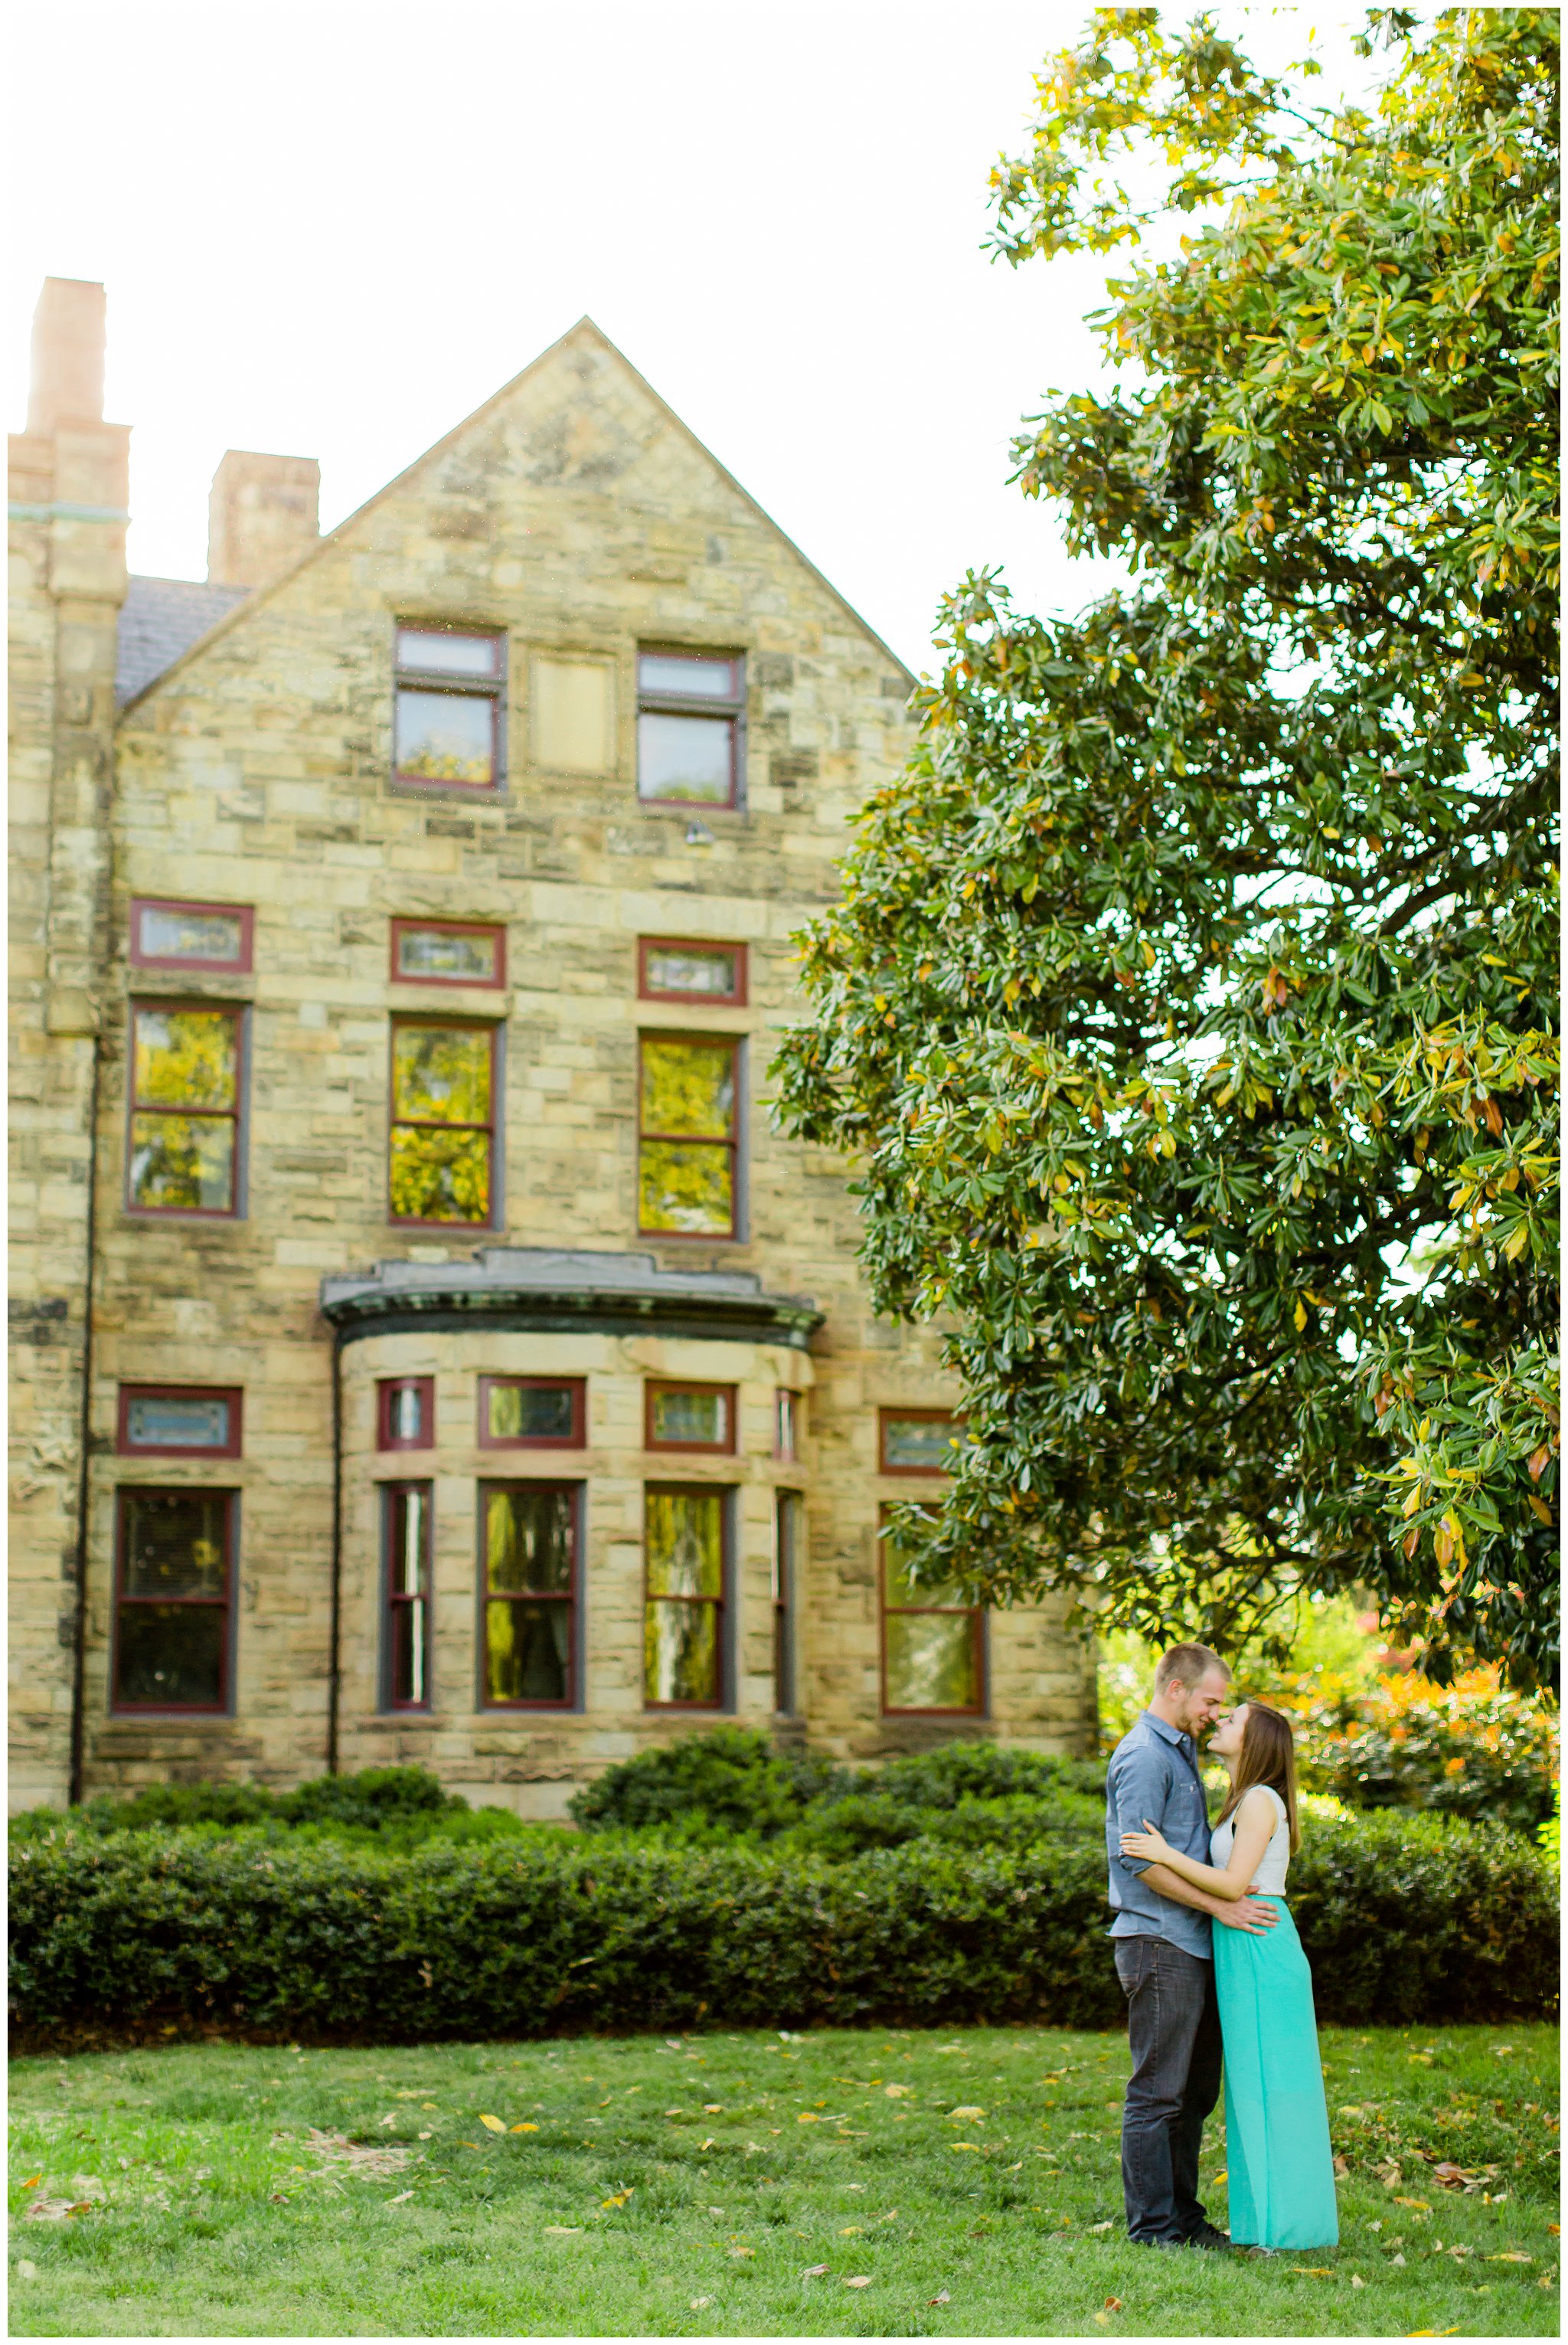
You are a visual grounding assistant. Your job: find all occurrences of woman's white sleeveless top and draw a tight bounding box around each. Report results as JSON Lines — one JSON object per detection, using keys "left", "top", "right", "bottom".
{"left": 1210, "top": 1783, "right": 1291, "bottom": 1894}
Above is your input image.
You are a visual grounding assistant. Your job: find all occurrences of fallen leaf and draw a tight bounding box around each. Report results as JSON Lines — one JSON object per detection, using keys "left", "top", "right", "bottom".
{"left": 690, "top": 2297, "right": 713, "bottom": 2310}
{"left": 1333, "top": 2155, "right": 1350, "bottom": 2177}
{"left": 884, "top": 2084, "right": 911, "bottom": 2098}
{"left": 844, "top": 2275, "right": 871, "bottom": 2288}
{"left": 929, "top": 2288, "right": 951, "bottom": 2305}
{"left": 1211, "top": 2170, "right": 1227, "bottom": 2186}
{"left": 802, "top": 2263, "right": 829, "bottom": 2278}
{"left": 387, "top": 2189, "right": 413, "bottom": 2205}
{"left": 1407, "top": 2053, "right": 1433, "bottom": 2065}
{"left": 1486, "top": 2252, "right": 1533, "bottom": 2263}
{"left": 1289, "top": 2267, "right": 1335, "bottom": 2276}
{"left": 729, "top": 2245, "right": 754, "bottom": 2258}
{"left": 543, "top": 2225, "right": 582, "bottom": 2235}
{"left": 479, "top": 2114, "right": 505, "bottom": 2134}
{"left": 1089, "top": 2219, "right": 1115, "bottom": 2234}
{"left": 697, "top": 2137, "right": 716, "bottom": 2151}
{"left": 601, "top": 2190, "right": 634, "bottom": 2209}
{"left": 1104, "top": 2297, "right": 1123, "bottom": 2311}
{"left": 1351, "top": 2275, "right": 1365, "bottom": 2288}
{"left": 1093, "top": 2317, "right": 1109, "bottom": 2330}
{"left": 1395, "top": 2196, "right": 1432, "bottom": 2212}
{"left": 1390, "top": 2252, "right": 1407, "bottom": 2266}
{"left": 21, "top": 2177, "right": 41, "bottom": 2190}
{"left": 796, "top": 2112, "right": 818, "bottom": 2124}
{"left": 949, "top": 2143, "right": 981, "bottom": 2153}
{"left": 1431, "top": 2162, "right": 1481, "bottom": 2189}
{"left": 15, "top": 2262, "right": 38, "bottom": 2281}
{"left": 949, "top": 2105, "right": 986, "bottom": 2121}
{"left": 838, "top": 2225, "right": 863, "bottom": 2235}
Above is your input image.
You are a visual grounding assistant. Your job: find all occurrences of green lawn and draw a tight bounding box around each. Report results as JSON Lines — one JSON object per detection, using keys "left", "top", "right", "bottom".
{"left": 8, "top": 2023, "right": 1558, "bottom": 2337}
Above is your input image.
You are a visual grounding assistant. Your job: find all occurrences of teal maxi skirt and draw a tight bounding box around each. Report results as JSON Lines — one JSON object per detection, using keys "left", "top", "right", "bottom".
{"left": 1212, "top": 1896, "right": 1338, "bottom": 2250}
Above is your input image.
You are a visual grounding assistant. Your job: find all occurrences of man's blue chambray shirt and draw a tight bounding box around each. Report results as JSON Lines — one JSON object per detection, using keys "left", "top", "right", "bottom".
{"left": 1105, "top": 1709, "right": 1214, "bottom": 1960}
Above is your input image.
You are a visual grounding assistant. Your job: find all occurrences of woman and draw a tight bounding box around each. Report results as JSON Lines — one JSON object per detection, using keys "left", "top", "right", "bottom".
{"left": 1120, "top": 1699, "right": 1338, "bottom": 2252}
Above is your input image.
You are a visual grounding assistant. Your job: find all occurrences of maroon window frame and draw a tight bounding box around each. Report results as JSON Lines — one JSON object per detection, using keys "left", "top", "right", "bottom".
{"left": 384, "top": 1480, "right": 433, "bottom": 1711}
{"left": 636, "top": 1032, "right": 740, "bottom": 1243}
{"left": 774, "top": 1388, "right": 799, "bottom": 1463}
{"left": 643, "top": 1482, "right": 730, "bottom": 1712}
{"left": 878, "top": 1503, "right": 985, "bottom": 1720}
{"left": 879, "top": 1408, "right": 961, "bottom": 1477}
{"left": 111, "top": 1486, "right": 236, "bottom": 1715}
{"left": 125, "top": 998, "right": 248, "bottom": 1221}
{"left": 116, "top": 1385, "right": 243, "bottom": 1459}
{"left": 636, "top": 937, "right": 748, "bottom": 1006}
{"left": 635, "top": 649, "right": 744, "bottom": 812}
{"left": 129, "top": 898, "right": 255, "bottom": 974}
{"left": 645, "top": 1380, "right": 737, "bottom": 1454}
{"left": 393, "top": 626, "right": 505, "bottom": 795}
{"left": 388, "top": 1016, "right": 500, "bottom": 1231}
{"left": 378, "top": 1375, "right": 435, "bottom": 1451}
{"left": 389, "top": 917, "right": 507, "bottom": 989}
{"left": 773, "top": 1489, "right": 801, "bottom": 1717}
{"left": 479, "top": 1480, "right": 580, "bottom": 1711}
{"left": 478, "top": 1376, "right": 586, "bottom": 1450}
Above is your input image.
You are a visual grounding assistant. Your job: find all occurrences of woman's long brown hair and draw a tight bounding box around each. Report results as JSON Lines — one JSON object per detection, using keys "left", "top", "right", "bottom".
{"left": 1215, "top": 1699, "right": 1301, "bottom": 1853}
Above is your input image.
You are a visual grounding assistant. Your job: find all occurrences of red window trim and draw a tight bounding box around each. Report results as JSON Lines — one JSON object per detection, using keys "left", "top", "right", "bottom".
{"left": 636, "top": 1031, "right": 740, "bottom": 1243}
{"left": 636, "top": 935, "right": 748, "bottom": 1006}
{"left": 377, "top": 1375, "right": 435, "bottom": 1452}
{"left": 477, "top": 1375, "right": 586, "bottom": 1450}
{"left": 383, "top": 1479, "right": 433, "bottom": 1712}
{"left": 116, "top": 1384, "right": 244, "bottom": 1460}
{"left": 129, "top": 897, "right": 255, "bottom": 974}
{"left": 773, "top": 1488, "right": 801, "bottom": 1718}
{"left": 387, "top": 1015, "right": 501, "bottom": 1232}
{"left": 125, "top": 996, "right": 248, "bottom": 1222}
{"left": 877, "top": 1502, "right": 986, "bottom": 1719}
{"left": 774, "top": 1388, "right": 800, "bottom": 1464}
{"left": 645, "top": 1380, "right": 737, "bottom": 1455}
{"left": 643, "top": 1480, "right": 730, "bottom": 1712}
{"left": 393, "top": 625, "right": 506, "bottom": 796}
{"left": 478, "top": 1478, "right": 580, "bottom": 1712}
{"left": 389, "top": 917, "right": 508, "bottom": 990}
{"left": 878, "top": 1407, "right": 961, "bottom": 1477}
{"left": 635, "top": 648, "right": 745, "bottom": 813}
{"left": 110, "top": 1486, "right": 236, "bottom": 1715}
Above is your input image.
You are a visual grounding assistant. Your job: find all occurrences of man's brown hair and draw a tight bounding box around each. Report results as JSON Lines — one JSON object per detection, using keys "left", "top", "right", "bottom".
{"left": 1152, "top": 1641, "right": 1228, "bottom": 1695}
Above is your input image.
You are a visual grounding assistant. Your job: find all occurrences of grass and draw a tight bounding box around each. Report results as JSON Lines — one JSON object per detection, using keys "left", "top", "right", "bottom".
{"left": 8, "top": 2023, "right": 1559, "bottom": 2337}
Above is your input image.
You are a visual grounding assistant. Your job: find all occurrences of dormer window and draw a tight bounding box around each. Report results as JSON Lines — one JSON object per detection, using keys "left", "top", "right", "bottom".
{"left": 394, "top": 627, "right": 505, "bottom": 791}
{"left": 636, "top": 649, "right": 743, "bottom": 807}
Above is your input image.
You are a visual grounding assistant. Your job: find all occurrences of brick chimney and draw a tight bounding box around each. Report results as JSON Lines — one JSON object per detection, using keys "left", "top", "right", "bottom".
{"left": 28, "top": 277, "right": 107, "bottom": 437}
{"left": 207, "top": 449, "right": 320, "bottom": 587}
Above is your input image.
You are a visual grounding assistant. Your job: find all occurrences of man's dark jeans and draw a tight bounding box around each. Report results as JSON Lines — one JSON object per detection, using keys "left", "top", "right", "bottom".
{"left": 1114, "top": 1934, "right": 1223, "bottom": 2245}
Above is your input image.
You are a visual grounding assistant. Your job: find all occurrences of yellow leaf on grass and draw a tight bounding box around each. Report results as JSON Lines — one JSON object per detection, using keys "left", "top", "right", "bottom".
{"left": 844, "top": 2275, "right": 872, "bottom": 2288}
{"left": 884, "top": 2084, "right": 910, "bottom": 2098}
{"left": 1211, "top": 2170, "right": 1227, "bottom": 2186}
{"left": 1289, "top": 2266, "right": 1335, "bottom": 2276}
{"left": 479, "top": 2114, "right": 505, "bottom": 2133}
{"left": 510, "top": 2124, "right": 538, "bottom": 2134}
{"left": 797, "top": 2113, "right": 818, "bottom": 2124}
{"left": 1487, "top": 2252, "right": 1533, "bottom": 2263}
{"left": 1394, "top": 2196, "right": 1431, "bottom": 2211}
{"left": 949, "top": 2143, "right": 982, "bottom": 2153}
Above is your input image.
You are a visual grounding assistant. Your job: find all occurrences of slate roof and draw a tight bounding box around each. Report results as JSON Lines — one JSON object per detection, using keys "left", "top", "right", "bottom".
{"left": 116, "top": 575, "right": 250, "bottom": 707}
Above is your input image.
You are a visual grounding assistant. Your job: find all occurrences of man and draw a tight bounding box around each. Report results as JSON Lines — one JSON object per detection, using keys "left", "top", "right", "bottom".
{"left": 1106, "top": 1642, "right": 1279, "bottom": 2249}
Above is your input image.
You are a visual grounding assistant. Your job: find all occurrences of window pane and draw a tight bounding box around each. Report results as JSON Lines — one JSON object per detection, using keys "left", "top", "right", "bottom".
{"left": 485, "top": 1601, "right": 571, "bottom": 1703}
{"left": 129, "top": 1115, "right": 237, "bottom": 1212}
{"left": 136, "top": 905, "right": 245, "bottom": 965}
{"left": 651, "top": 1388, "right": 728, "bottom": 1447}
{"left": 637, "top": 711, "right": 733, "bottom": 802}
{"left": 395, "top": 926, "right": 499, "bottom": 983}
{"left": 646, "top": 1490, "right": 723, "bottom": 1598}
{"left": 638, "top": 1140, "right": 733, "bottom": 1235}
{"left": 115, "top": 1604, "right": 224, "bottom": 1707}
{"left": 485, "top": 1486, "right": 575, "bottom": 1594}
{"left": 487, "top": 1384, "right": 575, "bottom": 1442}
{"left": 644, "top": 1599, "right": 720, "bottom": 1704}
{"left": 884, "top": 1416, "right": 959, "bottom": 1473}
{"left": 639, "top": 652, "right": 735, "bottom": 698}
{"left": 124, "top": 1395, "right": 232, "bottom": 1450}
{"left": 388, "top": 1385, "right": 425, "bottom": 1442}
{"left": 122, "top": 1491, "right": 228, "bottom": 1598}
{"left": 882, "top": 1519, "right": 966, "bottom": 1608}
{"left": 390, "top": 1596, "right": 427, "bottom": 1706}
{"left": 885, "top": 1612, "right": 979, "bottom": 1711}
{"left": 776, "top": 1390, "right": 798, "bottom": 1460}
{"left": 389, "top": 1490, "right": 427, "bottom": 1595}
{"left": 133, "top": 1008, "right": 238, "bottom": 1111}
{"left": 641, "top": 1037, "right": 734, "bottom": 1138}
{"left": 397, "top": 629, "right": 498, "bottom": 677}
{"left": 389, "top": 1126, "right": 491, "bottom": 1223}
{"left": 396, "top": 688, "right": 495, "bottom": 784}
{"left": 643, "top": 944, "right": 739, "bottom": 997}
{"left": 393, "top": 1025, "right": 492, "bottom": 1123}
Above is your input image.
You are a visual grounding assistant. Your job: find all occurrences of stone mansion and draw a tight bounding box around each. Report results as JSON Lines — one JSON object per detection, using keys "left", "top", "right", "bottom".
{"left": 9, "top": 277, "right": 1095, "bottom": 1812}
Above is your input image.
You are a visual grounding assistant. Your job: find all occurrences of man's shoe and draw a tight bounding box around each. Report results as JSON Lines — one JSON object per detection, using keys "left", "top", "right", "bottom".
{"left": 1184, "top": 2222, "right": 1231, "bottom": 2250}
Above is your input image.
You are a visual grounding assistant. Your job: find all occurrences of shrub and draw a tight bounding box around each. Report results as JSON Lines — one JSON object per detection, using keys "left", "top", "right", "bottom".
{"left": 8, "top": 1767, "right": 469, "bottom": 1850}
{"left": 1279, "top": 1668, "right": 1560, "bottom": 1834}
{"left": 567, "top": 1728, "right": 844, "bottom": 1840}
{"left": 854, "top": 1742, "right": 1108, "bottom": 1810}
{"left": 779, "top": 1790, "right": 1104, "bottom": 1863}
{"left": 10, "top": 1805, "right": 1553, "bottom": 2047}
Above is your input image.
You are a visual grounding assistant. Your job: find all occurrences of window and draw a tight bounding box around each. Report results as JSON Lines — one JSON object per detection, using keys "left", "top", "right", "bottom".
{"left": 880, "top": 1506, "right": 984, "bottom": 1716}
{"left": 130, "top": 898, "right": 253, "bottom": 974}
{"left": 113, "top": 1488, "right": 234, "bottom": 1712}
{"left": 127, "top": 1002, "right": 246, "bottom": 1217}
{"left": 773, "top": 1490, "right": 801, "bottom": 1715}
{"left": 637, "top": 1035, "right": 739, "bottom": 1238}
{"left": 390, "top": 918, "right": 506, "bottom": 989}
{"left": 645, "top": 1486, "right": 727, "bottom": 1709}
{"left": 117, "top": 1386, "right": 242, "bottom": 1459}
{"left": 638, "top": 937, "right": 746, "bottom": 1006}
{"left": 479, "top": 1377, "right": 586, "bottom": 1449}
{"left": 389, "top": 1019, "right": 498, "bottom": 1226}
{"left": 481, "top": 1483, "right": 579, "bottom": 1707}
{"left": 394, "top": 626, "right": 505, "bottom": 791}
{"left": 775, "top": 1388, "right": 799, "bottom": 1463}
{"left": 880, "top": 1409, "right": 962, "bottom": 1476}
{"left": 384, "top": 1483, "right": 431, "bottom": 1710}
{"left": 636, "top": 649, "right": 743, "bottom": 807}
{"left": 378, "top": 1376, "right": 434, "bottom": 1451}
{"left": 645, "top": 1382, "right": 734, "bottom": 1454}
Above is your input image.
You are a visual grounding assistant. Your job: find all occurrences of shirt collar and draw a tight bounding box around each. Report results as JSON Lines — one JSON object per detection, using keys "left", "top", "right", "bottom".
{"left": 1142, "top": 1708, "right": 1194, "bottom": 1755}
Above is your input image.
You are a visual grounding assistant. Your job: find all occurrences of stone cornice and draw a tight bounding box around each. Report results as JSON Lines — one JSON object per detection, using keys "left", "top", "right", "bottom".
{"left": 319, "top": 1246, "right": 824, "bottom": 1350}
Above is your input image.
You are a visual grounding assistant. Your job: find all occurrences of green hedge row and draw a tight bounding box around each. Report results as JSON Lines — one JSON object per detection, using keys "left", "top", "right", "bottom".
{"left": 10, "top": 1807, "right": 1555, "bottom": 2046}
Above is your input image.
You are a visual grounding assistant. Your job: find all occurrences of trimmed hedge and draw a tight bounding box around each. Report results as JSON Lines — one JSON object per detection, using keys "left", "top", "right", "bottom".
{"left": 9, "top": 1807, "right": 1555, "bottom": 2046}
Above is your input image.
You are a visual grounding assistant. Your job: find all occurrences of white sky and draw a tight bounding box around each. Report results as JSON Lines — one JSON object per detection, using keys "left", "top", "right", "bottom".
{"left": 7, "top": 2, "right": 1376, "bottom": 675}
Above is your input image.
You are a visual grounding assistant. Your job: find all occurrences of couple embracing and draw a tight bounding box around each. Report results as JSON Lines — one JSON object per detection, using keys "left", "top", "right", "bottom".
{"left": 1105, "top": 1642, "right": 1338, "bottom": 2253}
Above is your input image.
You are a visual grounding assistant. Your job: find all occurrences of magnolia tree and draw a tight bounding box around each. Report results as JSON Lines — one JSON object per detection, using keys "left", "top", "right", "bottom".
{"left": 774, "top": 8, "right": 1560, "bottom": 1687}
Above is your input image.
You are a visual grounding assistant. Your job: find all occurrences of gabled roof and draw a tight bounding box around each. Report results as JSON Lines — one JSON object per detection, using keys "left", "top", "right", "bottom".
{"left": 117, "top": 316, "right": 916, "bottom": 713}
{"left": 116, "top": 575, "right": 249, "bottom": 705}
